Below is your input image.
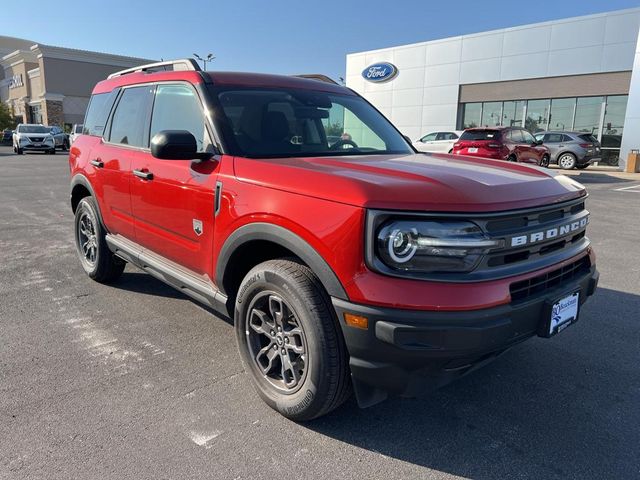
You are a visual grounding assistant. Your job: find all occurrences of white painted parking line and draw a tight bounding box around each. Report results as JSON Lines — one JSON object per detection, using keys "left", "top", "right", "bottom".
{"left": 613, "top": 183, "right": 640, "bottom": 192}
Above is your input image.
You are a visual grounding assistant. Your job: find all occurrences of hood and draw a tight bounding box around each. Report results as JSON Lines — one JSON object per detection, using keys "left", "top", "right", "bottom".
{"left": 234, "top": 153, "right": 586, "bottom": 212}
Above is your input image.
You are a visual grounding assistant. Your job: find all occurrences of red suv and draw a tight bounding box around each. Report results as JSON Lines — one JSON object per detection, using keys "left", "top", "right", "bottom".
{"left": 69, "top": 59, "right": 598, "bottom": 420}
{"left": 453, "top": 127, "right": 550, "bottom": 166}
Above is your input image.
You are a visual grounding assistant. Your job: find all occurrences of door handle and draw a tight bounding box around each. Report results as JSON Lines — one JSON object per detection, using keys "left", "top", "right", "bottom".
{"left": 90, "top": 159, "right": 103, "bottom": 168}
{"left": 133, "top": 169, "right": 153, "bottom": 180}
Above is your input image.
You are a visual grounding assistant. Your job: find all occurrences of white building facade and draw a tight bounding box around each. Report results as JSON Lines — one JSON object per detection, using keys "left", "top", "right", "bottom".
{"left": 346, "top": 8, "right": 640, "bottom": 169}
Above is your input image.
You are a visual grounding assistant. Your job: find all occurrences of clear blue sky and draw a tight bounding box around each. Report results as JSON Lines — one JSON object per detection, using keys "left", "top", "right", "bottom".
{"left": 5, "top": 0, "right": 639, "bottom": 80}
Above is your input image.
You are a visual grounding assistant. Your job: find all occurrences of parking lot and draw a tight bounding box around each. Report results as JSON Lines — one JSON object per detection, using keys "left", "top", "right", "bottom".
{"left": 1, "top": 146, "right": 638, "bottom": 480}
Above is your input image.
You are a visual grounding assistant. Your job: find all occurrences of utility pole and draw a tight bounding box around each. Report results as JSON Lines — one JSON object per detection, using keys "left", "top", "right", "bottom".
{"left": 193, "top": 53, "right": 215, "bottom": 71}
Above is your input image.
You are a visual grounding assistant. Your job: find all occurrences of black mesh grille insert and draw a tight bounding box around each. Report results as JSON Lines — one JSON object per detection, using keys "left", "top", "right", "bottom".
{"left": 509, "top": 256, "right": 591, "bottom": 303}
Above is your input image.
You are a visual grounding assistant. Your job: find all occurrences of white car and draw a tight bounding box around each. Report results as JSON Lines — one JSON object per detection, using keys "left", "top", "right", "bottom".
{"left": 69, "top": 123, "right": 83, "bottom": 145}
{"left": 413, "top": 130, "right": 463, "bottom": 153}
{"left": 12, "top": 124, "right": 56, "bottom": 155}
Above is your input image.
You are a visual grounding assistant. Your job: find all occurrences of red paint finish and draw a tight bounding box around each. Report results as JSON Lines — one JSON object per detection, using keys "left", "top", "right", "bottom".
{"left": 73, "top": 69, "right": 593, "bottom": 315}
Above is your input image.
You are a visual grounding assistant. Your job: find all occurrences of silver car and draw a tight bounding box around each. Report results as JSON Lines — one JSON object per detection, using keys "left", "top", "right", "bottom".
{"left": 48, "top": 126, "right": 70, "bottom": 151}
{"left": 534, "top": 131, "right": 601, "bottom": 170}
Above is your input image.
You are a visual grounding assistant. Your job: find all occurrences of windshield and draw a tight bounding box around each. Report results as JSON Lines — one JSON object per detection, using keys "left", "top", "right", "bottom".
{"left": 18, "top": 125, "right": 49, "bottom": 134}
{"left": 212, "top": 87, "right": 412, "bottom": 158}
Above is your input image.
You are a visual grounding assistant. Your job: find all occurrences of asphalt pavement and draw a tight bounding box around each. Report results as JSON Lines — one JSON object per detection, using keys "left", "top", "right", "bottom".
{"left": 1, "top": 146, "right": 639, "bottom": 479}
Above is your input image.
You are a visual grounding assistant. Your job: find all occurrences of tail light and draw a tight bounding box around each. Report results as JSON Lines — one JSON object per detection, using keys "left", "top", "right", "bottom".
{"left": 453, "top": 143, "right": 461, "bottom": 149}
{"left": 579, "top": 143, "right": 592, "bottom": 148}
{"left": 487, "top": 143, "right": 501, "bottom": 148}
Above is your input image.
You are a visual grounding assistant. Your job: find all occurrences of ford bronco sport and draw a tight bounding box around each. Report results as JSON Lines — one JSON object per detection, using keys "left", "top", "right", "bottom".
{"left": 69, "top": 59, "right": 598, "bottom": 420}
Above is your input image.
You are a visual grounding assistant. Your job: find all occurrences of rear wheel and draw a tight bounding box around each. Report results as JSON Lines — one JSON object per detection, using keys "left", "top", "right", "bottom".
{"left": 235, "top": 259, "right": 351, "bottom": 421}
{"left": 558, "top": 153, "right": 577, "bottom": 170}
{"left": 74, "top": 197, "right": 125, "bottom": 283}
{"left": 16, "top": 147, "right": 23, "bottom": 155}
{"left": 507, "top": 154, "right": 517, "bottom": 162}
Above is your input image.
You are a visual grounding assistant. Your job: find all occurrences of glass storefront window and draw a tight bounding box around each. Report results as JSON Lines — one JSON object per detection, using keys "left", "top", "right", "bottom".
{"left": 525, "top": 99, "right": 550, "bottom": 133}
{"left": 574, "top": 97, "right": 603, "bottom": 136}
{"left": 548, "top": 98, "right": 575, "bottom": 131}
{"left": 481, "top": 102, "right": 502, "bottom": 127}
{"left": 601, "top": 95, "right": 628, "bottom": 149}
{"left": 462, "top": 103, "right": 481, "bottom": 128}
{"left": 501, "top": 100, "right": 524, "bottom": 127}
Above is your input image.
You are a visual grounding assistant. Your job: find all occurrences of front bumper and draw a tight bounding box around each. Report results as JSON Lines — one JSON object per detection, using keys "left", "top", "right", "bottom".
{"left": 333, "top": 265, "right": 599, "bottom": 407}
{"left": 22, "top": 143, "right": 53, "bottom": 151}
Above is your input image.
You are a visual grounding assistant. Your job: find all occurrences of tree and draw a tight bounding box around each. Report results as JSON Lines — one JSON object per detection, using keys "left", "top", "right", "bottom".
{"left": 0, "top": 103, "right": 16, "bottom": 130}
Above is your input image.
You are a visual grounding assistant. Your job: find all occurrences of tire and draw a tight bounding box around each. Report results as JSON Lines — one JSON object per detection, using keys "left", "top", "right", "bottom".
{"left": 16, "top": 147, "right": 23, "bottom": 155}
{"left": 74, "top": 197, "right": 125, "bottom": 283}
{"left": 576, "top": 164, "right": 589, "bottom": 170}
{"left": 558, "top": 153, "right": 577, "bottom": 170}
{"left": 541, "top": 154, "right": 550, "bottom": 168}
{"left": 49, "top": 149, "right": 56, "bottom": 155}
{"left": 235, "top": 259, "right": 351, "bottom": 421}
{"left": 507, "top": 154, "right": 517, "bottom": 162}
{"left": 62, "top": 140, "right": 69, "bottom": 151}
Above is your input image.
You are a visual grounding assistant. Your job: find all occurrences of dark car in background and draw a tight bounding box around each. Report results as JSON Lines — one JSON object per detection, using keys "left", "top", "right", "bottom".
{"left": 48, "top": 126, "right": 70, "bottom": 151}
{"left": 2, "top": 129, "right": 13, "bottom": 145}
{"left": 534, "top": 131, "right": 600, "bottom": 170}
{"left": 452, "top": 127, "right": 550, "bottom": 167}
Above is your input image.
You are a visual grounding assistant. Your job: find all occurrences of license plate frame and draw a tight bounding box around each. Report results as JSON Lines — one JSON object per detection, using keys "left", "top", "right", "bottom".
{"left": 468, "top": 147, "right": 478, "bottom": 153}
{"left": 539, "top": 290, "right": 581, "bottom": 338}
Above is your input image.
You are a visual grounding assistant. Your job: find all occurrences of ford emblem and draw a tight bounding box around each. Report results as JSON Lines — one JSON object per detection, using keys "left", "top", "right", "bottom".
{"left": 362, "top": 62, "right": 398, "bottom": 83}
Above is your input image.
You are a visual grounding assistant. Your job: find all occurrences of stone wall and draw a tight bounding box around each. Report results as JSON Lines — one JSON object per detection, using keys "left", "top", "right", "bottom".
{"left": 43, "top": 100, "right": 63, "bottom": 126}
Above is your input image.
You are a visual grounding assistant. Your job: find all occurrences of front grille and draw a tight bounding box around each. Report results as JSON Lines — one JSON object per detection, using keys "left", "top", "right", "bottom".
{"left": 509, "top": 256, "right": 591, "bottom": 303}
{"left": 31, "top": 137, "right": 44, "bottom": 142}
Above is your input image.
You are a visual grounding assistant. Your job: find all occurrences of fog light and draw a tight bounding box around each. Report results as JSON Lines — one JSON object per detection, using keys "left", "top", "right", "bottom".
{"left": 344, "top": 313, "right": 368, "bottom": 329}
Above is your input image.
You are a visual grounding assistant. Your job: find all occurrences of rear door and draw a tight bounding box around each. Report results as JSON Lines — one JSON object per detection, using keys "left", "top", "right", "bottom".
{"left": 130, "top": 82, "right": 219, "bottom": 275}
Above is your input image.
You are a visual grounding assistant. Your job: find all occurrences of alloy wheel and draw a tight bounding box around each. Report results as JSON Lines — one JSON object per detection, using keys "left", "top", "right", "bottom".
{"left": 245, "top": 292, "right": 308, "bottom": 393}
{"left": 77, "top": 211, "right": 98, "bottom": 265}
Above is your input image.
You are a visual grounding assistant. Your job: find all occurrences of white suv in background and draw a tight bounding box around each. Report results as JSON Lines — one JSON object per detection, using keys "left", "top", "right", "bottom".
{"left": 69, "top": 124, "right": 83, "bottom": 145}
{"left": 12, "top": 124, "right": 56, "bottom": 155}
{"left": 413, "top": 130, "right": 463, "bottom": 153}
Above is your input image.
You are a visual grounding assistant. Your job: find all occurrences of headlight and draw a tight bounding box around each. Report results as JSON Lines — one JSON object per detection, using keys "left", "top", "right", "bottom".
{"left": 19, "top": 137, "right": 29, "bottom": 144}
{"left": 375, "top": 219, "right": 503, "bottom": 273}
{"left": 45, "top": 137, "right": 55, "bottom": 145}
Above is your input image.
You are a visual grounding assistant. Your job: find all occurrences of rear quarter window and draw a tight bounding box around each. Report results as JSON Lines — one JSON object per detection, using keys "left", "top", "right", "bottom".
{"left": 83, "top": 90, "right": 118, "bottom": 136}
{"left": 460, "top": 130, "right": 501, "bottom": 141}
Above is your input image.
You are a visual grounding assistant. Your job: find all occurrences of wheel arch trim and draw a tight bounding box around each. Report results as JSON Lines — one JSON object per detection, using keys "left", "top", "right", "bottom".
{"left": 216, "top": 222, "right": 348, "bottom": 301}
{"left": 70, "top": 174, "right": 104, "bottom": 226}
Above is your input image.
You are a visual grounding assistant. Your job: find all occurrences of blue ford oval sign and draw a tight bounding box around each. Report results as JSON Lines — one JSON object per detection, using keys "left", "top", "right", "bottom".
{"left": 362, "top": 62, "right": 398, "bottom": 83}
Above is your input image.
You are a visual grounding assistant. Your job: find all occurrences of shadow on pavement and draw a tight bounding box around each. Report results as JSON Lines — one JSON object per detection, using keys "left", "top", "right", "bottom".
{"left": 308, "top": 287, "right": 639, "bottom": 479}
{"left": 566, "top": 173, "right": 636, "bottom": 185}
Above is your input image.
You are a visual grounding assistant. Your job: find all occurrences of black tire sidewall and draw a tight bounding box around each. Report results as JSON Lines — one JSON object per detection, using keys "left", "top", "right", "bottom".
{"left": 74, "top": 198, "right": 103, "bottom": 278}
{"left": 235, "top": 263, "right": 335, "bottom": 420}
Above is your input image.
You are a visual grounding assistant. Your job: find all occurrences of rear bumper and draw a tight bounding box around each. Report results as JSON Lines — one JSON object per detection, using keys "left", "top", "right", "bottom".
{"left": 333, "top": 265, "right": 599, "bottom": 407}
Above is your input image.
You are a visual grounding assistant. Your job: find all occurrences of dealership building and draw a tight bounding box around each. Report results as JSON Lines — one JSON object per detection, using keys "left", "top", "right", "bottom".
{"left": 0, "top": 35, "right": 152, "bottom": 129}
{"left": 346, "top": 8, "right": 640, "bottom": 169}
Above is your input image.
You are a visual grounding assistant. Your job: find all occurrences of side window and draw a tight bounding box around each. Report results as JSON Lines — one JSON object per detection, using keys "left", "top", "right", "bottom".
{"left": 509, "top": 130, "right": 524, "bottom": 142}
{"left": 521, "top": 130, "right": 536, "bottom": 144}
{"left": 83, "top": 90, "right": 118, "bottom": 136}
{"left": 446, "top": 132, "right": 458, "bottom": 140}
{"left": 545, "top": 133, "right": 563, "bottom": 143}
{"left": 109, "top": 86, "right": 154, "bottom": 147}
{"left": 535, "top": 133, "right": 545, "bottom": 142}
{"left": 150, "top": 84, "right": 211, "bottom": 152}
{"left": 562, "top": 134, "right": 573, "bottom": 142}
{"left": 421, "top": 133, "right": 437, "bottom": 142}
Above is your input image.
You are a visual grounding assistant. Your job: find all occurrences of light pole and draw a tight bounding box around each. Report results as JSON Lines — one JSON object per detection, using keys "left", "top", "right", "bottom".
{"left": 193, "top": 53, "right": 215, "bottom": 71}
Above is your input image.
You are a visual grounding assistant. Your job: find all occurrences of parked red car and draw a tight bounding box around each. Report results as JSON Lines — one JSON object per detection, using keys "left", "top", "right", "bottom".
{"left": 69, "top": 60, "right": 597, "bottom": 420}
{"left": 452, "top": 127, "right": 550, "bottom": 167}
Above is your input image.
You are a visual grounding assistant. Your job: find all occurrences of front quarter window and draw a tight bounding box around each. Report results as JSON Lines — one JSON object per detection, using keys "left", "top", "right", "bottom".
{"left": 213, "top": 86, "right": 412, "bottom": 158}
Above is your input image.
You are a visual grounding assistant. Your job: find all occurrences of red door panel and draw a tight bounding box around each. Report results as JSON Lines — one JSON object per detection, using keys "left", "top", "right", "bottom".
{"left": 130, "top": 155, "right": 220, "bottom": 276}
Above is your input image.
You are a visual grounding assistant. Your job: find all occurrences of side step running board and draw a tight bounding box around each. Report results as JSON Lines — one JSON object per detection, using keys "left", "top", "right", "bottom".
{"left": 105, "top": 234, "right": 229, "bottom": 316}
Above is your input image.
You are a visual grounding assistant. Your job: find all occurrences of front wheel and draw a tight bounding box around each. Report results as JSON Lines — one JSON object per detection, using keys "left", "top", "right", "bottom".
{"left": 540, "top": 154, "right": 550, "bottom": 168}
{"left": 235, "top": 259, "right": 351, "bottom": 421}
{"left": 507, "top": 154, "right": 517, "bottom": 162}
{"left": 74, "top": 197, "right": 125, "bottom": 283}
{"left": 16, "top": 147, "right": 23, "bottom": 155}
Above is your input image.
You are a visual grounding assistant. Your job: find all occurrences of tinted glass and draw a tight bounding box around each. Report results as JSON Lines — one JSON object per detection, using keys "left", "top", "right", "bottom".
{"left": 460, "top": 130, "right": 501, "bottom": 141}
{"left": 151, "top": 84, "right": 210, "bottom": 152}
{"left": 525, "top": 99, "right": 550, "bottom": 133}
{"left": 602, "top": 95, "right": 627, "bottom": 149}
{"left": 214, "top": 88, "right": 411, "bottom": 158}
{"left": 549, "top": 98, "right": 575, "bottom": 131}
{"left": 109, "top": 86, "right": 153, "bottom": 147}
{"left": 521, "top": 130, "right": 536, "bottom": 144}
{"left": 508, "top": 129, "right": 524, "bottom": 142}
{"left": 574, "top": 97, "right": 603, "bottom": 136}
{"left": 18, "top": 125, "right": 49, "bottom": 134}
{"left": 83, "top": 91, "right": 118, "bottom": 136}
{"left": 462, "top": 103, "right": 481, "bottom": 129}
{"left": 545, "top": 133, "right": 564, "bottom": 143}
{"left": 578, "top": 134, "right": 598, "bottom": 143}
{"left": 501, "top": 100, "right": 524, "bottom": 127}
{"left": 421, "top": 133, "right": 437, "bottom": 142}
{"left": 481, "top": 102, "right": 501, "bottom": 127}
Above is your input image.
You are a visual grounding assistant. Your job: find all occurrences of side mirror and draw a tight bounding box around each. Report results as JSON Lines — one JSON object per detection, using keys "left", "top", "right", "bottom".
{"left": 150, "top": 130, "right": 212, "bottom": 160}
